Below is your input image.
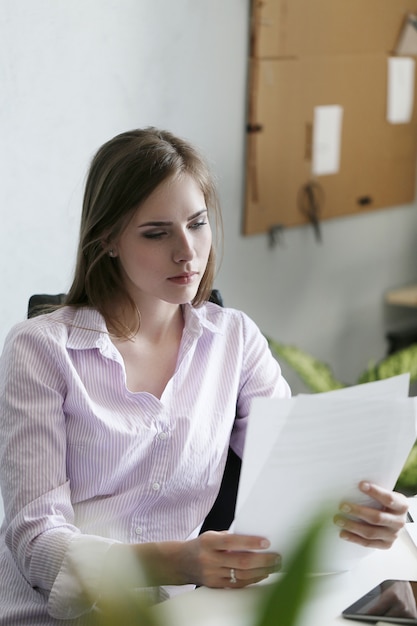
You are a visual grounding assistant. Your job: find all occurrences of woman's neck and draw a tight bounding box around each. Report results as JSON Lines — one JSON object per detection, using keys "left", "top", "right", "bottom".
{"left": 108, "top": 301, "right": 185, "bottom": 397}
{"left": 111, "top": 299, "right": 184, "bottom": 345}
{"left": 137, "top": 302, "right": 184, "bottom": 344}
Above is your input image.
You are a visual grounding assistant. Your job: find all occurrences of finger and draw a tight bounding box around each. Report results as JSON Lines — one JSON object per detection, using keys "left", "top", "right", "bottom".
{"left": 221, "top": 550, "right": 281, "bottom": 571}
{"left": 336, "top": 503, "right": 406, "bottom": 532}
{"left": 221, "top": 566, "right": 276, "bottom": 589}
{"left": 334, "top": 514, "right": 399, "bottom": 548}
{"left": 337, "top": 528, "right": 393, "bottom": 549}
{"left": 199, "top": 530, "right": 272, "bottom": 554}
{"left": 232, "top": 563, "right": 280, "bottom": 581}
{"left": 358, "top": 482, "right": 409, "bottom": 514}
{"left": 336, "top": 519, "right": 396, "bottom": 544}
{"left": 202, "top": 564, "right": 275, "bottom": 590}
{"left": 338, "top": 488, "right": 408, "bottom": 532}
{"left": 223, "top": 574, "right": 268, "bottom": 588}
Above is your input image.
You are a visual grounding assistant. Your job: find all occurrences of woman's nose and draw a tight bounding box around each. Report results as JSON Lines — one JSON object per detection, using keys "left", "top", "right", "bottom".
{"left": 173, "top": 231, "right": 194, "bottom": 263}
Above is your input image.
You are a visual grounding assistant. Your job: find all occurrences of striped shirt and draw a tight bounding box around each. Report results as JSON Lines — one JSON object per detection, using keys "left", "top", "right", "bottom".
{"left": 0, "top": 302, "right": 290, "bottom": 624}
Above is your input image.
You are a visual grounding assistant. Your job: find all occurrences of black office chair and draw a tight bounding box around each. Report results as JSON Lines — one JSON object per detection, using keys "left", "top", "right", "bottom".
{"left": 27, "top": 293, "right": 66, "bottom": 318}
{"left": 27, "top": 290, "right": 224, "bottom": 318}
{"left": 27, "top": 289, "right": 241, "bottom": 532}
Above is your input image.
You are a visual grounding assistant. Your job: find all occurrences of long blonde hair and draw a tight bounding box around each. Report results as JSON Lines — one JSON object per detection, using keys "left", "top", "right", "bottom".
{"left": 65, "top": 127, "right": 223, "bottom": 337}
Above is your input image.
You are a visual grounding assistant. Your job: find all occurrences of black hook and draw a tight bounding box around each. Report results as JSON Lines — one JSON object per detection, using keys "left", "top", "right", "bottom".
{"left": 297, "top": 182, "right": 324, "bottom": 243}
{"left": 267, "top": 224, "right": 285, "bottom": 249}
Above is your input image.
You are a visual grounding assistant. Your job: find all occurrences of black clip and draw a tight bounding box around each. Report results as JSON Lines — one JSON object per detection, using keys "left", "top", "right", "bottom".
{"left": 297, "top": 182, "right": 324, "bottom": 243}
{"left": 247, "top": 123, "right": 263, "bottom": 134}
{"left": 268, "top": 224, "right": 285, "bottom": 249}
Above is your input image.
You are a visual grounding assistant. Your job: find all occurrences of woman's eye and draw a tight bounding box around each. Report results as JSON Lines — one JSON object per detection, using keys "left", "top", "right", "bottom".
{"left": 190, "top": 220, "right": 207, "bottom": 230}
{"left": 143, "top": 231, "right": 167, "bottom": 240}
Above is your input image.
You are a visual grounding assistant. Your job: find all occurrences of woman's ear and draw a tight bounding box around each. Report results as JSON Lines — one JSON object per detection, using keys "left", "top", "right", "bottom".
{"left": 101, "top": 236, "right": 118, "bottom": 258}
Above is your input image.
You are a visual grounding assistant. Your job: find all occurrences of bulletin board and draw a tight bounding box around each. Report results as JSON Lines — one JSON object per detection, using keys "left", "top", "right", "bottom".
{"left": 244, "top": 0, "right": 417, "bottom": 236}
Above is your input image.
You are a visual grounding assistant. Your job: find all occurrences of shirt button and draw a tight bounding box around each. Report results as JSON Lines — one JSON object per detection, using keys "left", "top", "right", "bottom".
{"left": 135, "top": 527, "right": 143, "bottom": 536}
{"left": 152, "top": 482, "right": 161, "bottom": 491}
{"left": 158, "top": 432, "right": 168, "bottom": 440}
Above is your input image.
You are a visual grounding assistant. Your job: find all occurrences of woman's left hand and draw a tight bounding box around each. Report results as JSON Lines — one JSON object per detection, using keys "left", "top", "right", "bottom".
{"left": 334, "top": 481, "right": 409, "bottom": 549}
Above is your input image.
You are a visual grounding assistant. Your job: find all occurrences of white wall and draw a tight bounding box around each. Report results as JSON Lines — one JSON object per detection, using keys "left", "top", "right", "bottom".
{"left": 1, "top": 1, "right": 417, "bottom": 521}
{"left": 0, "top": 0, "right": 252, "bottom": 344}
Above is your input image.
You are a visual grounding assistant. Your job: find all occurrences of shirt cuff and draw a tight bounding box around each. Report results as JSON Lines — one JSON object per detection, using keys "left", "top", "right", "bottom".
{"left": 47, "top": 534, "right": 118, "bottom": 619}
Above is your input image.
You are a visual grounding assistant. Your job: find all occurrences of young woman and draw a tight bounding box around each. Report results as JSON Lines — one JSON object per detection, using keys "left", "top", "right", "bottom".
{"left": 0, "top": 128, "right": 408, "bottom": 624}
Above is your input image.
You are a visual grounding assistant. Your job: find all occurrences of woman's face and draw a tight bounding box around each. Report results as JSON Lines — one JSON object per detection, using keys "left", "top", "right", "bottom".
{"left": 113, "top": 173, "right": 212, "bottom": 307}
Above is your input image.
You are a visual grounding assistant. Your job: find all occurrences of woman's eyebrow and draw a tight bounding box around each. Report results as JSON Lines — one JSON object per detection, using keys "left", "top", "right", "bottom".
{"left": 188, "top": 209, "right": 208, "bottom": 220}
{"left": 138, "top": 209, "right": 207, "bottom": 228}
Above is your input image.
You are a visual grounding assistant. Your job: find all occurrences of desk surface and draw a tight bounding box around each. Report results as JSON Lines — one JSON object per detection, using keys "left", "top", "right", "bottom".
{"left": 386, "top": 285, "right": 417, "bottom": 307}
{"left": 153, "top": 530, "right": 417, "bottom": 626}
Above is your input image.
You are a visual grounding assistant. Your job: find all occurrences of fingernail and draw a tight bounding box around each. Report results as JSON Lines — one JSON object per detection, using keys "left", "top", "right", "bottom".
{"left": 260, "top": 539, "right": 270, "bottom": 549}
{"left": 361, "top": 481, "right": 370, "bottom": 491}
{"left": 340, "top": 503, "right": 351, "bottom": 513}
{"left": 335, "top": 518, "right": 345, "bottom": 527}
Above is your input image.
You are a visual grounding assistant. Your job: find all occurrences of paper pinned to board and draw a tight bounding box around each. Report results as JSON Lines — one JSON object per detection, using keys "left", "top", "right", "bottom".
{"left": 387, "top": 57, "right": 415, "bottom": 124}
{"left": 311, "top": 105, "right": 343, "bottom": 176}
{"left": 232, "top": 375, "right": 416, "bottom": 574}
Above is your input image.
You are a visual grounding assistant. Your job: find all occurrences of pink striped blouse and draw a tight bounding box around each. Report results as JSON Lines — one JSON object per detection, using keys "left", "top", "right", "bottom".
{"left": 0, "top": 302, "right": 290, "bottom": 624}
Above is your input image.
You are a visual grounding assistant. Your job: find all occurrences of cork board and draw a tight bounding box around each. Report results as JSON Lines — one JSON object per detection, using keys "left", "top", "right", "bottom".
{"left": 244, "top": 0, "right": 417, "bottom": 235}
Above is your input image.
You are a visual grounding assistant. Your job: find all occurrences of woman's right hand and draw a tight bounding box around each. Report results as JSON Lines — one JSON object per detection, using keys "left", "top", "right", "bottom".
{"left": 130, "top": 531, "right": 281, "bottom": 589}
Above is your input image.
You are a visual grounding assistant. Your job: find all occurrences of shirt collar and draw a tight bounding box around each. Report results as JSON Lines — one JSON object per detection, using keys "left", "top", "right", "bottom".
{"left": 182, "top": 302, "right": 224, "bottom": 337}
{"left": 65, "top": 308, "right": 111, "bottom": 352}
{"left": 64, "top": 302, "right": 223, "bottom": 352}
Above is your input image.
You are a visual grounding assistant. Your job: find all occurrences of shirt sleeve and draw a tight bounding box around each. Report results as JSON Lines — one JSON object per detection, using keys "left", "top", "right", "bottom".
{"left": 0, "top": 321, "right": 119, "bottom": 618}
{"left": 230, "top": 312, "right": 291, "bottom": 458}
{"left": 47, "top": 535, "right": 118, "bottom": 618}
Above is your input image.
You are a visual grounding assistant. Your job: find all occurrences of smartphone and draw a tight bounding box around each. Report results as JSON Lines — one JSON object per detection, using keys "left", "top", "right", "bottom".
{"left": 342, "top": 580, "right": 417, "bottom": 624}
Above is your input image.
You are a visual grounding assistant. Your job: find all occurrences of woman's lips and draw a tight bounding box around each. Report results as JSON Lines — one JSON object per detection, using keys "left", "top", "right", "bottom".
{"left": 168, "top": 273, "right": 198, "bottom": 285}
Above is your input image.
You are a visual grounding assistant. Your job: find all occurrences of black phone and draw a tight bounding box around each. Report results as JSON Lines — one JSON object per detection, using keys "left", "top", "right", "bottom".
{"left": 342, "top": 580, "right": 417, "bottom": 624}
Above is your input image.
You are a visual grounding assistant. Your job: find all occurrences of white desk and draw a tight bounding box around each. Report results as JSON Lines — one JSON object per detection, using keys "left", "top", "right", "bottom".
{"left": 153, "top": 531, "right": 417, "bottom": 626}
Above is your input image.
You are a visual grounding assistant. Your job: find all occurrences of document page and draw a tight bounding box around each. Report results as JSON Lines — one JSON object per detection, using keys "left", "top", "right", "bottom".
{"left": 233, "top": 375, "right": 416, "bottom": 573}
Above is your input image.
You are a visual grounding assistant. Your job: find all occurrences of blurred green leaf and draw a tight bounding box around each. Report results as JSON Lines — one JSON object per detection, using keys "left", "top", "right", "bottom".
{"left": 254, "top": 514, "right": 324, "bottom": 626}
{"left": 358, "top": 344, "right": 417, "bottom": 385}
{"left": 266, "top": 337, "right": 345, "bottom": 393}
{"left": 81, "top": 589, "right": 163, "bottom": 626}
{"left": 87, "top": 592, "right": 161, "bottom": 626}
{"left": 395, "top": 443, "right": 417, "bottom": 495}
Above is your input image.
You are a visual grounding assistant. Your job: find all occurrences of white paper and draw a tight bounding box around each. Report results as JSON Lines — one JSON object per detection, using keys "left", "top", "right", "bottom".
{"left": 387, "top": 57, "right": 415, "bottom": 124}
{"left": 312, "top": 105, "right": 343, "bottom": 176}
{"left": 233, "top": 375, "right": 416, "bottom": 573}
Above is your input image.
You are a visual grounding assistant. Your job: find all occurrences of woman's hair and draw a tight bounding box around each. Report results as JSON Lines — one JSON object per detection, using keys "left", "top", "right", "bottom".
{"left": 65, "top": 127, "right": 223, "bottom": 337}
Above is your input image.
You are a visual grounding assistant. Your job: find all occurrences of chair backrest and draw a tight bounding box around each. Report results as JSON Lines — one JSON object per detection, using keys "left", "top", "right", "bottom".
{"left": 28, "top": 290, "right": 224, "bottom": 318}
{"left": 27, "top": 293, "right": 66, "bottom": 318}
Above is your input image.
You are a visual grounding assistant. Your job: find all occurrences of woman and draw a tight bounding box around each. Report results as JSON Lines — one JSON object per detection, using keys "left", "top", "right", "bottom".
{"left": 0, "top": 128, "right": 408, "bottom": 624}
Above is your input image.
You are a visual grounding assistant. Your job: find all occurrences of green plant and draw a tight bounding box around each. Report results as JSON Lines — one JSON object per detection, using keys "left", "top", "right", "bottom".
{"left": 87, "top": 592, "right": 161, "bottom": 626}
{"left": 81, "top": 515, "right": 324, "bottom": 626}
{"left": 255, "top": 513, "right": 324, "bottom": 626}
{"left": 77, "top": 517, "right": 324, "bottom": 626}
{"left": 266, "top": 337, "right": 417, "bottom": 495}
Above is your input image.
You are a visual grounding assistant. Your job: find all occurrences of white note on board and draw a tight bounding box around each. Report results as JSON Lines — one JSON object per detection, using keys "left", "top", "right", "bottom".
{"left": 387, "top": 57, "right": 415, "bottom": 124}
{"left": 311, "top": 105, "right": 343, "bottom": 176}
